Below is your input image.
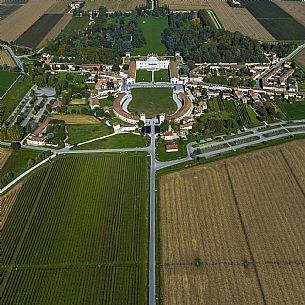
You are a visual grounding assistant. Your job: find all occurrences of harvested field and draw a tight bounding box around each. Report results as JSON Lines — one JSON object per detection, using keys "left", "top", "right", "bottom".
{"left": 0, "top": 49, "right": 16, "bottom": 67}
{"left": 15, "top": 13, "right": 64, "bottom": 48}
{"left": 0, "top": 0, "right": 55, "bottom": 42}
{"left": 0, "top": 183, "right": 22, "bottom": 230}
{"left": 159, "top": 140, "right": 305, "bottom": 305}
{"left": 207, "top": 0, "right": 275, "bottom": 41}
{"left": 0, "top": 147, "right": 11, "bottom": 169}
{"left": 274, "top": 0, "right": 305, "bottom": 28}
{"left": 159, "top": 0, "right": 210, "bottom": 10}
{"left": 241, "top": 0, "right": 305, "bottom": 40}
{"left": 46, "top": 0, "right": 69, "bottom": 13}
{"left": 49, "top": 114, "right": 101, "bottom": 124}
{"left": 83, "top": 0, "right": 146, "bottom": 11}
{"left": 38, "top": 13, "right": 72, "bottom": 47}
{"left": 0, "top": 4, "right": 21, "bottom": 20}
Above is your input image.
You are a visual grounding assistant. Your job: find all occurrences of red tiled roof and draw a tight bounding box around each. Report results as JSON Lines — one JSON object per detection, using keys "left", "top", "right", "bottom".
{"left": 113, "top": 93, "right": 140, "bottom": 121}
{"left": 166, "top": 92, "right": 192, "bottom": 121}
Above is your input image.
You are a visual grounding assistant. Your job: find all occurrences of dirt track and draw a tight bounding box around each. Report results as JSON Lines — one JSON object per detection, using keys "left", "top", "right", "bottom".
{"left": 0, "top": 0, "right": 55, "bottom": 42}
{"left": 159, "top": 140, "right": 305, "bottom": 305}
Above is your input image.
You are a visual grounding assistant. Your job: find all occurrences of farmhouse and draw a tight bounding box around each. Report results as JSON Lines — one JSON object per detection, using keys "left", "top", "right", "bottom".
{"left": 163, "top": 131, "right": 173, "bottom": 141}
{"left": 27, "top": 136, "right": 46, "bottom": 146}
{"left": 166, "top": 143, "right": 179, "bottom": 153}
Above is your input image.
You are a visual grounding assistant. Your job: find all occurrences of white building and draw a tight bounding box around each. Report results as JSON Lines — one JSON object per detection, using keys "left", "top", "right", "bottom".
{"left": 136, "top": 55, "right": 170, "bottom": 70}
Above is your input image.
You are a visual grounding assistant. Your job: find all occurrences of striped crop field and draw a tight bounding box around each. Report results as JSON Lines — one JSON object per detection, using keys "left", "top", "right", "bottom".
{"left": 1, "top": 154, "right": 149, "bottom": 305}
{"left": 159, "top": 140, "right": 305, "bottom": 305}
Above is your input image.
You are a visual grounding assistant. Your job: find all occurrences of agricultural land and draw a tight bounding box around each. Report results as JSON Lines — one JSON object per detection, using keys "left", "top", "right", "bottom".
{"left": 240, "top": 0, "right": 305, "bottom": 40}
{"left": 37, "top": 14, "right": 72, "bottom": 48}
{"left": 274, "top": 0, "right": 305, "bottom": 28}
{"left": 83, "top": 0, "right": 146, "bottom": 11}
{"left": 1, "top": 154, "right": 149, "bottom": 305}
{"left": 15, "top": 13, "right": 64, "bottom": 49}
{"left": 0, "top": 0, "right": 55, "bottom": 42}
{"left": 0, "top": 70, "right": 18, "bottom": 96}
{"left": 159, "top": 0, "right": 210, "bottom": 10}
{"left": 159, "top": 140, "right": 305, "bottom": 305}
{"left": 207, "top": 0, "right": 275, "bottom": 41}
{"left": 0, "top": 49, "right": 16, "bottom": 67}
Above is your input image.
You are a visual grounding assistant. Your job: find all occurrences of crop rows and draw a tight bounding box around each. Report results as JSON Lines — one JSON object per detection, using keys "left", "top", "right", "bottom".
{"left": 234, "top": 101, "right": 251, "bottom": 125}
{"left": 1, "top": 266, "right": 142, "bottom": 305}
{"left": 159, "top": 141, "right": 305, "bottom": 304}
{"left": 1, "top": 154, "right": 148, "bottom": 304}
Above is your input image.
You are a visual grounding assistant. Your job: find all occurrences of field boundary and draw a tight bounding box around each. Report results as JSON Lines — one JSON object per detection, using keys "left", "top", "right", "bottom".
{"left": 0, "top": 165, "right": 52, "bottom": 296}
{"left": 0, "top": 73, "right": 21, "bottom": 100}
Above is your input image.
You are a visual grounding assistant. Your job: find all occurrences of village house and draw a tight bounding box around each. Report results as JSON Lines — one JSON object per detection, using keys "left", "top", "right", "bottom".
{"left": 163, "top": 131, "right": 173, "bottom": 141}
{"left": 166, "top": 143, "right": 179, "bottom": 153}
{"left": 194, "top": 101, "right": 207, "bottom": 117}
{"left": 27, "top": 136, "right": 46, "bottom": 146}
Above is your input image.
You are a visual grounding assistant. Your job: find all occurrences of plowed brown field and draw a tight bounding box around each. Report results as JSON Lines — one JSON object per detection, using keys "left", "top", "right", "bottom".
{"left": 159, "top": 140, "right": 305, "bottom": 305}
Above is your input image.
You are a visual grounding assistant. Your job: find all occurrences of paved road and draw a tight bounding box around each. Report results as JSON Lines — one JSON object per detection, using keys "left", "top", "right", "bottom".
{"left": 1, "top": 119, "right": 305, "bottom": 305}
{"left": 149, "top": 125, "right": 157, "bottom": 305}
{"left": 0, "top": 44, "right": 23, "bottom": 71}
{"left": 258, "top": 42, "right": 305, "bottom": 81}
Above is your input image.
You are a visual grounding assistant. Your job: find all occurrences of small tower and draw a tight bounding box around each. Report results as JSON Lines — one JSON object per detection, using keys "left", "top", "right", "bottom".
{"left": 159, "top": 113, "right": 165, "bottom": 124}
{"left": 140, "top": 113, "right": 146, "bottom": 122}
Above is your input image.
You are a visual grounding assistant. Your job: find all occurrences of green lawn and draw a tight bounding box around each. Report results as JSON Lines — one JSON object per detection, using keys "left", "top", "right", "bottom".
{"left": 136, "top": 69, "right": 152, "bottom": 82}
{"left": 277, "top": 101, "right": 305, "bottom": 120}
{"left": 0, "top": 75, "right": 32, "bottom": 124}
{"left": 154, "top": 69, "right": 169, "bottom": 82}
{"left": 2, "top": 154, "right": 149, "bottom": 305}
{"left": 132, "top": 16, "right": 168, "bottom": 56}
{"left": 67, "top": 124, "right": 113, "bottom": 145}
{"left": 129, "top": 88, "right": 176, "bottom": 118}
{"left": 156, "top": 140, "right": 187, "bottom": 162}
{"left": 0, "top": 148, "right": 39, "bottom": 180}
{"left": 75, "top": 133, "right": 149, "bottom": 149}
{"left": 0, "top": 70, "right": 19, "bottom": 96}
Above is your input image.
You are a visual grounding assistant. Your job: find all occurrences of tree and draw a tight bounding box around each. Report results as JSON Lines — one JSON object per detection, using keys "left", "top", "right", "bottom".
{"left": 11, "top": 142, "right": 21, "bottom": 150}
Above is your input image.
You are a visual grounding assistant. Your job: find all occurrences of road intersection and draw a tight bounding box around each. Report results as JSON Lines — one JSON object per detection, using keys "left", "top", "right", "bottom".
{"left": 1, "top": 120, "right": 305, "bottom": 305}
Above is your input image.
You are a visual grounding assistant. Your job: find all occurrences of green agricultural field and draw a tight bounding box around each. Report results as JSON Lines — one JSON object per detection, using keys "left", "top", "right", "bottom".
{"left": 0, "top": 70, "right": 19, "bottom": 96}
{"left": 1, "top": 154, "right": 149, "bottom": 305}
{"left": 129, "top": 88, "right": 176, "bottom": 118}
{"left": 67, "top": 124, "right": 113, "bottom": 145}
{"left": 132, "top": 16, "right": 168, "bottom": 56}
{"left": 136, "top": 69, "right": 152, "bottom": 82}
{"left": 76, "top": 133, "right": 149, "bottom": 149}
{"left": 277, "top": 101, "right": 305, "bottom": 120}
{"left": 154, "top": 69, "right": 169, "bottom": 82}
{"left": 0, "top": 75, "right": 32, "bottom": 124}
{"left": 63, "top": 16, "right": 90, "bottom": 34}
